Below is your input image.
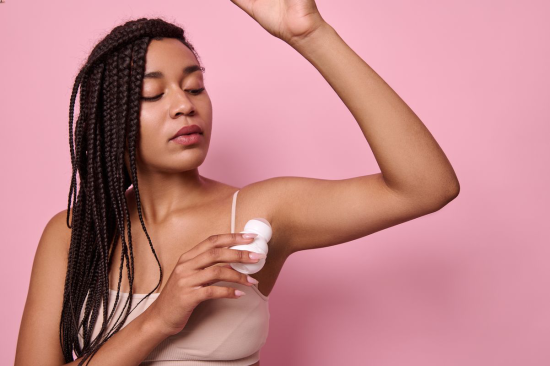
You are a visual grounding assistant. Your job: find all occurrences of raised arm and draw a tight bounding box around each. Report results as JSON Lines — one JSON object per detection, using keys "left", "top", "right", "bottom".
{"left": 230, "top": 0, "right": 459, "bottom": 254}
{"left": 231, "top": 0, "right": 459, "bottom": 198}
{"left": 288, "top": 21, "right": 459, "bottom": 199}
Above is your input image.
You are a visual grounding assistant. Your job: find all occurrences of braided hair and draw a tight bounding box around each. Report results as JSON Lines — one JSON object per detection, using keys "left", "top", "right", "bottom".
{"left": 59, "top": 17, "right": 204, "bottom": 365}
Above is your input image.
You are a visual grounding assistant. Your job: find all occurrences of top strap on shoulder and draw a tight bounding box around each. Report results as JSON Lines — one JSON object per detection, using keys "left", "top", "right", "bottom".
{"left": 231, "top": 190, "right": 240, "bottom": 233}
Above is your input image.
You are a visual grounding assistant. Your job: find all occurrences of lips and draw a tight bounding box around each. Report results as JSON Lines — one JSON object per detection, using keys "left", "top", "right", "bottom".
{"left": 171, "top": 124, "right": 203, "bottom": 140}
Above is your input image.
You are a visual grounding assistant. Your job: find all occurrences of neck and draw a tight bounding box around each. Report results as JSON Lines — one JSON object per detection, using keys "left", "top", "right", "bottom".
{"left": 125, "top": 167, "right": 213, "bottom": 225}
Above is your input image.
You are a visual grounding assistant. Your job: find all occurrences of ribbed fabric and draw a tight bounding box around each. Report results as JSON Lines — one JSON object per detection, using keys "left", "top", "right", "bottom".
{"left": 78, "top": 190, "right": 270, "bottom": 365}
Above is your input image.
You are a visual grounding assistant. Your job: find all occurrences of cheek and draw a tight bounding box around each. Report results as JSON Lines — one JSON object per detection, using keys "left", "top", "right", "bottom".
{"left": 139, "top": 104, "right": 165, "bottom": 134}
{"left": 139, "top": 105, "right": 159, "bottom": 125}
{"left": 137, "top": 111, "right": 165, "bottom": 153}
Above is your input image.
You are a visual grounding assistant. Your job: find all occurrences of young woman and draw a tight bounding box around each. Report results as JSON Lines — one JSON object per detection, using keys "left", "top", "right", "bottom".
{"left": 15, "top": 1, "right": 459, "bottom": 365}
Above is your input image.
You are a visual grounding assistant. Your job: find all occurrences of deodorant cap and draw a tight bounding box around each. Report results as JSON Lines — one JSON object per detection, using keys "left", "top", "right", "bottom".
{"left": 244, "top": 218, "right": 272, "bottom": 243}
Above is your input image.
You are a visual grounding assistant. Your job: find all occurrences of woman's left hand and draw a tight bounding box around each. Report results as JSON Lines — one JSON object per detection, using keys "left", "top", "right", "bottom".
{"left": 230, "top": 0, "right": 327, "bottom": 45}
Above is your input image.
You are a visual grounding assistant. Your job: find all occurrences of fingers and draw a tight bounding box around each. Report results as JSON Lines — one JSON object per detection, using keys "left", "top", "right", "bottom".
{"left": 191, "top": 246, "right": 263, "bottom": 271}
{"left": 191, "top": 265, "right": 256, "bottom": 288}
{"left": 196, "top": 264, "right": 232, "bottom": 286}
{"left": 178, "top": 233, "right": 256, "bottom": 264}
{"left": 195, "top": 285, "right": 247, "bottom": 300}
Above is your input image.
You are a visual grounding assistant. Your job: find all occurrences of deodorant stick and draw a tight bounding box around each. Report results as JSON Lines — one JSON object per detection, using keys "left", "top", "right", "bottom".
{"left": 229, "top": 218, "right": 272, "bottom": 274}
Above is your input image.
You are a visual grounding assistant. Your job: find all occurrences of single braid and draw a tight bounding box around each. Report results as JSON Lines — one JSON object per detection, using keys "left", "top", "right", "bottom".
{"left": 59, "top": 17, "right": 204, "bottom": 365}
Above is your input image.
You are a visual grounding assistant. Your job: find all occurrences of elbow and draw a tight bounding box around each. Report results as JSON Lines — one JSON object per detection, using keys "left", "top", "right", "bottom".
{"left": 435, "top": 179, "right": 460, "bottom": 210}
{"left": 448, "top": 178, "right": 460, "bottom": 200}
{"left": 418, "top": 178, "right": 460, "bottom": 212}
{"left": 394, "top": 176, "right": 460, "bottom": 212}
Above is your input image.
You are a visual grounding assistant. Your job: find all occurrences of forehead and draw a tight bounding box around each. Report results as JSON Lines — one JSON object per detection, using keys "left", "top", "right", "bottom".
{"left": 144, "top": 38, "right": 200, "bottom": 76}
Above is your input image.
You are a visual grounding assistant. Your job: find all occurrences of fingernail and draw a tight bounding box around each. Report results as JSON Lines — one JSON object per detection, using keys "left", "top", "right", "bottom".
{"left": 242, "top": 233, "right": 258, "bottom": 239}
{"left": 247, "top": 275, "right": 259, "bottom": 284}
{"left": 249, "top": 252, "right": 267, "bottom": 260}
{"left": 235, "top": 290, "right": 246, "bottom": 297}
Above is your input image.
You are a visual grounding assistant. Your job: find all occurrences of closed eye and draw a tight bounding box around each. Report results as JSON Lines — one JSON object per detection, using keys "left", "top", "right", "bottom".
{"left": 141, "top": 88, "right": 205, "bottom": 101}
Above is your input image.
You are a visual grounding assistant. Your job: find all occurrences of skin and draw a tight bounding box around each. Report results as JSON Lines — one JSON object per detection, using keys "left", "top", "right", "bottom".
{"left": 15, "top": 0, "right": 460, "bottom": 365}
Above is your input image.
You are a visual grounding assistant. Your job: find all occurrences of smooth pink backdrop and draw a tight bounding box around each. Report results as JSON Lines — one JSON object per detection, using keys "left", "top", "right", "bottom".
{"left": 2, "top": 1, "right": 549, "bottom": 365}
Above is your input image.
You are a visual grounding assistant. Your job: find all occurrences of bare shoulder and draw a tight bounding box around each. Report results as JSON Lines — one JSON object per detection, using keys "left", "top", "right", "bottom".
{"left": 50, "top": 208, "right": 72, "bottom": 242}
{"left": 233, "top": 177, "right": 289, "bottom": 254}
{"left": 43, "top": 208, "right": 73, "bottom": 256}
{"left": 234, "top": 178, "right": 283, "bottom": 208}
{"left": 206, "top": 177, "right": 279, "bottom": 213}
{"left": 229, "top": 177, "right": 284, "bottom": 222}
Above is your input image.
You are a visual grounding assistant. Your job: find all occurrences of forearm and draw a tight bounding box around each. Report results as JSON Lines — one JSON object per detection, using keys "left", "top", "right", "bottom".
{"left": 63, "top": 309, "right": 168, "bottom": 366}
{"left": 289, "top": 22, "right": 460, "bottom": 203}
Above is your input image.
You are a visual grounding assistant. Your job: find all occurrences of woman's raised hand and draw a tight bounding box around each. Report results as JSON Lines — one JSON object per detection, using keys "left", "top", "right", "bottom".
{"left": 229, "top": 0, "right": 327, "bottom": 45}
{"left": 144, "top": 233, "right": 264, "bottom": 337}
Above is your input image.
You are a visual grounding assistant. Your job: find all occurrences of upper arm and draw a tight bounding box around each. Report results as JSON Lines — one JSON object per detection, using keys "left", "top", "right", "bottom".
{"left": 259, "top": 173, "right": 456, "bottom": 255}
{"left": 15, "top": 209, "right": 72, "bottom": 366}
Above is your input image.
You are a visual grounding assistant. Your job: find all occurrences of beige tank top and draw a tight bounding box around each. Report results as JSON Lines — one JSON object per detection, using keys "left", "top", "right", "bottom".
{"left": 78, "top": 190, "right": 270, "bottom": 365}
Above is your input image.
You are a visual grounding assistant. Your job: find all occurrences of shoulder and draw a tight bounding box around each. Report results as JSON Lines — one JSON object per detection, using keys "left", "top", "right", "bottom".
{"left": 229, "top": 177, "right": 286, "bottom": 221}
{"left": 235, "top": 177, "right": 291, "bottom": 249}
{"left": 238, "top": 177, "right": 288, "bottom": 204}
{"left": 42, "top": 208, "right": 73, "bottom": 254}
{"left": 206, "top": 177, "right": 287, "bottom": 235}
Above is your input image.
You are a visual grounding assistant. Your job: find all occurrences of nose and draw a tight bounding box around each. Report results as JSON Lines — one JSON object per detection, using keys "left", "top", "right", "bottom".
{"left": 169, "top": 88, "right": 196, "bottom": 118}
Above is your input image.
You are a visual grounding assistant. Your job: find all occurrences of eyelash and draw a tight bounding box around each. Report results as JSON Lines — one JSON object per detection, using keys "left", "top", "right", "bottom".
{"left": 141, "top": 88, "right": 205, "bottom": 101}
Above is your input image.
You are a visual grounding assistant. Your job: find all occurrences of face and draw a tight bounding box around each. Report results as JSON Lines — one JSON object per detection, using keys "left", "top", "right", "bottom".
{"left": 126, "top": 37, "right": 213, "bottom": 175}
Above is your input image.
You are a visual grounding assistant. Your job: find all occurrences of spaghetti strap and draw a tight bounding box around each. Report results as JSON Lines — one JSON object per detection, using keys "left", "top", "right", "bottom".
{"left": 231, "top": 190, "right": 240, "bottom": 234}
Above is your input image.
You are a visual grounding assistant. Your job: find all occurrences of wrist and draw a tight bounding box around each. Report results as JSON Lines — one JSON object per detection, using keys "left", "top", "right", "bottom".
{"left": 287, "top": 21, "right": 334, "bottom": 51}
{"left": 140, "top": 307, "right": 172, "bottom": 341}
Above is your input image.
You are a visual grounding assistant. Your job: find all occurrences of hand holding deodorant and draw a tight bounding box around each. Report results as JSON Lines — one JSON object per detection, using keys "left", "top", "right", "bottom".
{"left": 230, "top": 218, "right": 272, "bottom": 274}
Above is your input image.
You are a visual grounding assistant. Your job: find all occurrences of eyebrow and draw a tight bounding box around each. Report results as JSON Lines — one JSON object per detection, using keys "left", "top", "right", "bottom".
{"left": 144, "top": 64, "right": 205, "bottom": 80}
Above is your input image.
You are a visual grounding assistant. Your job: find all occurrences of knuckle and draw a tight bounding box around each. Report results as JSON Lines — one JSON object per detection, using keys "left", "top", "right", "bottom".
{"left": 174, "top": 264, "right": 185, "bottom": 276}
{"left": 208, "top": 247, "right": 222, "bottom": 258}
{"left": 202, "top": 286, "right": 214, "bottom": 299}
{"left": 209, "top": 266, "right": 222, "bottom": 277}
{"left": 208, "top": 234, "right": 220, "bottom": 244}
{"left": 231, "top": 233, "right": 238, "bottom": 241}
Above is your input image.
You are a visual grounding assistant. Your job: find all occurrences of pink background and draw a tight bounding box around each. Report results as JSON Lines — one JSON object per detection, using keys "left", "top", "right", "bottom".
{"left": 2, "top": 1, "right": 549, "bottom": 365}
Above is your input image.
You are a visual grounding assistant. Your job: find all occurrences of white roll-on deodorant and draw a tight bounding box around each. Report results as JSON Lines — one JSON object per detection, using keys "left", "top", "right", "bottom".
{"left": 229, "top": 218, "right": 272, "bottom": 274}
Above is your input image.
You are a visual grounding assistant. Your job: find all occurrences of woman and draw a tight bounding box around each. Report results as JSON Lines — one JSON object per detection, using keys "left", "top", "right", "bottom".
{"left": 15, "top": 1, "right": 460, "bottom": 365}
